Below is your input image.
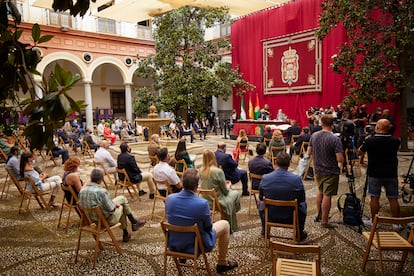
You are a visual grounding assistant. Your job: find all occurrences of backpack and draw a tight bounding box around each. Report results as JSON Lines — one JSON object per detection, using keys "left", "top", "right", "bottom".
{"left": 337, "top": 192, "right": 362, "bottom": 226}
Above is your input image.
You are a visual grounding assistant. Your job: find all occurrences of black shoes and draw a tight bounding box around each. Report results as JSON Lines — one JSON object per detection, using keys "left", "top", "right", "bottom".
{"left": 241, "top": 192, "right": 249, "bottom": 196}
{"left": 300, "top": 231, "right": 308, "bottom": 241}
{"left": 122, "top": 233, "right": 131, "bottom": 242}
{"left": 132, "top": 220, "right": 146, "bottom": 231}
{"left": 216, "top": 260, "right": 238, "bottom": 273}
{"left": 139, "top": 190, "right": 147, "bottom": 196}
{"left": 149, "top": 193, "right": 155, "bottom": 199}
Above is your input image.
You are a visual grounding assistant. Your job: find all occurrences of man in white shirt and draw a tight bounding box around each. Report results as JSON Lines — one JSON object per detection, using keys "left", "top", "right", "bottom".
{"left": 152, "top": 148, "right": 182, "bottom": 197}
{"left": 94, "top": 140, "right": 117, "bottom": 179}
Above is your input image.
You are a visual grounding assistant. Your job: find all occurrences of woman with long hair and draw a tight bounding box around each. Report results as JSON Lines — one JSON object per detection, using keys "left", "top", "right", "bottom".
{"left": 62, "top": 156, "right": 83, "bottom": 204}
{"left": 200, "top": 149, "right": 241, "bottom": 233}
{"left": 175, "top": 138, "right": 195, "bottom": 170}
{"left": 233, "top": 129, "right": 248, "bottom": 160}
{"left": 268, "top": 129, "right": 286, "bottom": 155}
{"left": 20, "top": 151, "right": 62, "bottom": 207}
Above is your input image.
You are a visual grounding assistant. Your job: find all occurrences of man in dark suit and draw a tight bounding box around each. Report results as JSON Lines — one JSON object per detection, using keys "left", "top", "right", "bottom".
{"left": 284, "top": 120, "right": 301, "bottom": 144}
{"left": 290, "top": 127, "right": 311, "bottom": 157}
{"left": 178, "top": 121, "right": 194, "bottom": 143}
{"left": 248, "top": 143, "right": 273, "bottom": 190}
{"left": 83, "top": 127, "right": 99, "bottom": 151}
{"left": 117, "top": 142, "right": 155, "bottom": 199}
{"left": 165, "top": 168, "right": 238, "bottom": 274}
{"left": 215, "top": 142, "right": 248, "bottom": 196}
{"left": 259, "top": 152, "right": 307, "bottom": 240}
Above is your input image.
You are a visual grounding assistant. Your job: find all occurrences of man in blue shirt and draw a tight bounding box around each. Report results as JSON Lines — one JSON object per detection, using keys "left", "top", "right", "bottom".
{"left": 165, "top": 168, "right": 238, "bottom": 274}
{"left": 259, "top": 152, "right": 307, "bottom": 241}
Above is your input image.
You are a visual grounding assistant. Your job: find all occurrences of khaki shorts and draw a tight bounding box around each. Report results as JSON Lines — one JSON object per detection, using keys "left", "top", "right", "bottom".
{"left": 315, "top": 174, "right": 339, "bottom": 196}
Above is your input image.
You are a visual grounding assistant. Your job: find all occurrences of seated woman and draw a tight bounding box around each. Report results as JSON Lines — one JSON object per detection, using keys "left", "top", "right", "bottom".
{"left": 200, "top": 149, "right": 241, "bottom": 233}
{"left": 233, "top": 129, "right": 248, "bottom": 160}
{"left": 20, "top": 151, "right": 62, "bottom": 207}
{"left": 62, "top": 156, "right": 83, "bottom": 205}
{"left": 268, "top": 129, "right": 286, "bottom": 159}
{"left": 175, "top": 138, "right": 195, "bottom": 172}
{"left": 103, "top": 123, "right": 117, "bottom": 145}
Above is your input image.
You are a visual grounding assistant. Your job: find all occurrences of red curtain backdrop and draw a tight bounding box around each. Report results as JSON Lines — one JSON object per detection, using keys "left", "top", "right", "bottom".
{"left": 231, "top": 0, "right": 399, "bottom": 133}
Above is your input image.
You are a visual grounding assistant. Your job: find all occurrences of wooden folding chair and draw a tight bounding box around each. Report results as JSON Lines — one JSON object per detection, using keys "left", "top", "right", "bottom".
{"left": 82, "top": 140, "right": 94, "bottom": 159}
{"left": 198, "top": 188, "right": 225, "bottom": 222}
{"left": 290, "top": 134, "right": 300, "bottom": 146}
{"left": 57, "top": 184, "right": 80, "bottom": 232}
{"left": 150, "top": 179, "right": 172, "bottom": 221}
{"left": 2, "top": 168, "right": 13, "bottom": 199}
{"left": 5, "top": 167, "right": 25, "bottom": 197}
{"left": 115, "top": 168, "right": 140, "bottom": 201}
{"left": 160, "top": 221, "right": 212, "bottom": 276}
{"left": 264, "top": 198, "right": 300, "bottom": 252}
{"left": 302, "top": 155, "right": 314, "bottom": 181}
{"left": 148, "top": 154, "right": 159, "bottom": 171}
{"left": 93, "top": 160, "right": 116, "bottom": 189}
{"left": 361, "top": 215, "right": 414, "bottom": 276}
{"left": 58, "top": 136, "right": 68, "bottom": 150}
{"left": 174, "top": 159, "right": 188, "bottom": 177}
{"left": 292, "top": 141, "right": 309, "bottom": 164}
{"left": 269, "top": 145, "right": 285, "bottom": 166}
{"left": 75, "top": 205, "right": 122, "bottom": 268}
{"left": 236, "top": 141, "right": 249, "bottom": 162}
{"left": 20, "top": 177, "right": 53, "bottom": 213}
{"left": 248, "top": 173, "right": 262, "bottom": 215}
{"left": 0, "top": 148, "right": 7, "bottom": 162}
{"left": 271, "top": 240, "right": 321, "bottom": 276}
{"left": 39, "top": 149, "right": 59, "bottom": 167}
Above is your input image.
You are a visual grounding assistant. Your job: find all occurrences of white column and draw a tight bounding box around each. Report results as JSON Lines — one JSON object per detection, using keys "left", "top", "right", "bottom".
{"left": 125, "top": 83, "right": 132, "bottom": 122}
{"left": 212, "top": 96, "right": 218, "bottom": 114}
{"left": 84, "top": 81, "right": 93, "bottom": 130}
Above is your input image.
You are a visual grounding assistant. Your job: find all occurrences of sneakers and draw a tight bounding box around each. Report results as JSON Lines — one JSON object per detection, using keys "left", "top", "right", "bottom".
{"left": 314, "top": 214, "right": 321, "bottom": 222}
{"left": 122, "top": 233, "right": 131, "bottom": 242}
{"left": 362, "top": 219, "right": 372, "bottom": 227}
{"left": 139, "top": 190, "right": 147, "bottom": 196}
{"left": 132, "top": 220, "right": 146, "bottom": 231}
{"left": 216, "top": 260, "right": 238, "bottom": 274}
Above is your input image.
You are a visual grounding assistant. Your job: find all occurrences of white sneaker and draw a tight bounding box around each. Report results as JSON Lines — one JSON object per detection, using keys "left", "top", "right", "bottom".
{"left": 392, "top": 224, "right": 404, "bottom": 232}
{"left": 363, "top": 219, "right": 372, "bottom": 227}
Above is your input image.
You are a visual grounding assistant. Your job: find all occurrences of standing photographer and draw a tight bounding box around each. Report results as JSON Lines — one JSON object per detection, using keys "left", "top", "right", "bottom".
{"left": 359, "top": 119, "right": 400, "bottom": 222}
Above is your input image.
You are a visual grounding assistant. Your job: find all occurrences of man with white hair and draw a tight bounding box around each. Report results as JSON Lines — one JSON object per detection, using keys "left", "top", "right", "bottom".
{"left": 94, "top": 140, "right": 117, "bottom": 179}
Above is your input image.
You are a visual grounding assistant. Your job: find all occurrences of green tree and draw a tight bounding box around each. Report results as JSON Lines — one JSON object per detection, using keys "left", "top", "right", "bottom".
{"left": 136, "top": 6, "right": 254, "bottom": 118}
{"left": 1, "top": 7, "right": 83, "bottom": 150}
{"left": 317, "top": 0, "right": 414, "bottom": 150}
{"left": 133, "top": 87, "right": 159, "bottom": 117}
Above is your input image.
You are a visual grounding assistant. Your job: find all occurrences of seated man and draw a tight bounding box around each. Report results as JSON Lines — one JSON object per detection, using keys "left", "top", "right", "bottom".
{"left": 152, "top": 147, "right": 183, "bottom": 197}
{"left": 259, "top": 152, "right": 307, "bottom": 240}
{"left": 69, "top": 127, "right": 82, "bottom": 149}
{"left": 215, "top": 142, "right": 248, "bottom": 196}
{"left": 147, "top": 134, "right": 160, "bottom": 165}
{"left": 178, "top": 121, "right": 194, "bottom": 143}
{"left": 117, "top": 142, "right": 156, "bottom": 199}
{"left": 247, "top": 143, "right": 273, "bottom": 190}
{"left": 57, "top": 126, "right": 69, "bottom": 144}
{"left": 284, "top": 120, "right": 301, "bottom": 144}
{"left": 6, "top": 145, "right": 21, "bottom": 179}
{"left": 94, "top": 140, "right": 117, "bottom": 179}
{"left": 260, "top": 126, "right": 273, "bottom": 146}
{"left": 165, "top": 168, "right": 238, "bottom": 273}
{"left": 78, "top": 168, "right": 146, "bottom": 242}
{"left": 290, "top": 127, "right": 311, "bottom": 157}
{"left": 83, "top": 127, "right": 100, "bottom": 151}
{"left": 52, "top": 145, "right": 69, "bottom": 164}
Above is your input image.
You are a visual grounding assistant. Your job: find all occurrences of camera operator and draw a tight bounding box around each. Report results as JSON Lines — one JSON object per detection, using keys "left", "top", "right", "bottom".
{"left": 338, "top": 111, "right": 356, "bottom": 173}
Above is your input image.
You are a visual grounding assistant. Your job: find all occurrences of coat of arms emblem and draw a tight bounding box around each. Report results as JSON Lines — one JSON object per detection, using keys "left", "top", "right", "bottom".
{"left": 281, "top": 47, "right": 299, "bottom": 85}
